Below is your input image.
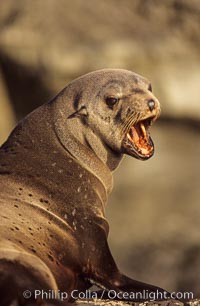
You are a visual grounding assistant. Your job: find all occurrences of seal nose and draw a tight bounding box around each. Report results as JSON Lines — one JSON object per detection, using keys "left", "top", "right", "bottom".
{"left": 147, "top": 99, "right": 155, "bottom": 111}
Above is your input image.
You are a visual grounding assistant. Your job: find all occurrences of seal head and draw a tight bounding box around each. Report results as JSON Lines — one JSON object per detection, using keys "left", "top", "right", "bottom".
{"left": 64, "top": 69, "right": 160, "bottom": 163}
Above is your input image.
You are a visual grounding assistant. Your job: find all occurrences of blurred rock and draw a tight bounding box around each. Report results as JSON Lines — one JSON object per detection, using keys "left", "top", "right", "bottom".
{"left": 0, "top": 0, "right": 200, "bottom": 298}
{"left": 107, "top": 122, "right": 200, "bottom": 295}
{"left": 76, "top": 300, "right": 199, "bottom": 306}
{"left": 0, "top": 67, "right": 16, "bottom": 143}
{"left": 0, "top": 0, "right": 200, "bottom": 121}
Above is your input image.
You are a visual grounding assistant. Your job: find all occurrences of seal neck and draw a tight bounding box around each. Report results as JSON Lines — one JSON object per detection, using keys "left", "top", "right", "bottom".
{"left": 55, "top": 126, "right": 114, "bottom": 194}
{"left": 50, "top": 96, "right": 116, "bottom": 194}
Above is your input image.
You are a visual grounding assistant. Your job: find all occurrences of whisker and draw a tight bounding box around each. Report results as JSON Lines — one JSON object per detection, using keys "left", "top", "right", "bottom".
{"left": 121, "top": 113, "right": 138, "bottom": 136}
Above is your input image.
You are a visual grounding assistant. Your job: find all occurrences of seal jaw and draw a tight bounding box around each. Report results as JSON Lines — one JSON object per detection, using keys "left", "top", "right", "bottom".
{"left": 122, "top": 117, "right": 155, "bottom": 160}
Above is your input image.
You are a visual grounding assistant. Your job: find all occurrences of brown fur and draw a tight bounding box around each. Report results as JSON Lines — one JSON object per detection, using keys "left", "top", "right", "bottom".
{"left": 0, "top": 69, "right": 164, "bottom": 305}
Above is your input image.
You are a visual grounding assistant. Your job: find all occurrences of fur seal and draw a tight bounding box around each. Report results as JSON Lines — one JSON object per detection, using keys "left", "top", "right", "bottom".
{"left": 0, "top": 69, "right": 165, "bottom": 305}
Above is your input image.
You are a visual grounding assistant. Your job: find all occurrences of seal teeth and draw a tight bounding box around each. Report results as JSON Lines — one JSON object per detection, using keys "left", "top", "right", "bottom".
{"left": 140, "top": 122, "right": 147, "bottom": 138}
{"left": 127, "top": 132, "right": 132, "bottom": 142}
{"left": 127, "top": 126, "right": 139, "bottom": 143}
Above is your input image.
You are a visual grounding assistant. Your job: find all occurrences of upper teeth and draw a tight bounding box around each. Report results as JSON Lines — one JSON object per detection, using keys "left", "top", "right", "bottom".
{"left": 127, "top": 133, "right": 132, "bottom": 141}
{"left": 140, "top": 122, "right": 147, "bottom": 138}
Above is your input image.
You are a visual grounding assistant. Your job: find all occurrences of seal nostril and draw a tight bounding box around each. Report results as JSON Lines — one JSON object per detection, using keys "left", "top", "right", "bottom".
{"left": 148, "top": 99, "right": 155, "bottom": 111}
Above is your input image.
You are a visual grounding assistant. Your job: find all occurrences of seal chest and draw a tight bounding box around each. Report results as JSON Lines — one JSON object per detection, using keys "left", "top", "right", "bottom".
{"left": 0, "top": 68, "right": 167, "bottom": 304}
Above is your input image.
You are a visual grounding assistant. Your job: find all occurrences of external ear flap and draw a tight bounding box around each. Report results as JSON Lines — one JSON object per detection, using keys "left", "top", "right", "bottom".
{"left": 68, "top": 106, "right": 88, "bottom": 119}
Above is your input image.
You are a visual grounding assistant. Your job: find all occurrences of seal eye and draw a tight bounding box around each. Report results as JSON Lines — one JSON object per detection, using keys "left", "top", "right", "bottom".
{"left": 105, "top": 97, "right": 119, "bottom": 108}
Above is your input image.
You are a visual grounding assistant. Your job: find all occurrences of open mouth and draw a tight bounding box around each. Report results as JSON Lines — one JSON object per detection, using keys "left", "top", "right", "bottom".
{"left": 122, "top": 117, "right": 155, "bottom": 160}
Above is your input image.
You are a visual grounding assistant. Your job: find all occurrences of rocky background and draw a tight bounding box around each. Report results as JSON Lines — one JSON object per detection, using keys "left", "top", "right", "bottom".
{"left": 0, "top": 0, "right": 200, "bottom": 299}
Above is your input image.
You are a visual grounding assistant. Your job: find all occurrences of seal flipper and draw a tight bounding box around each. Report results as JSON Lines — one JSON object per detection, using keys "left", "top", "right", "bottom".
{"left": 92, "top": 274, "right": 170, "bottom": 302}
{"left": 82, "top": 226, "right": 169, "bottom": 302}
